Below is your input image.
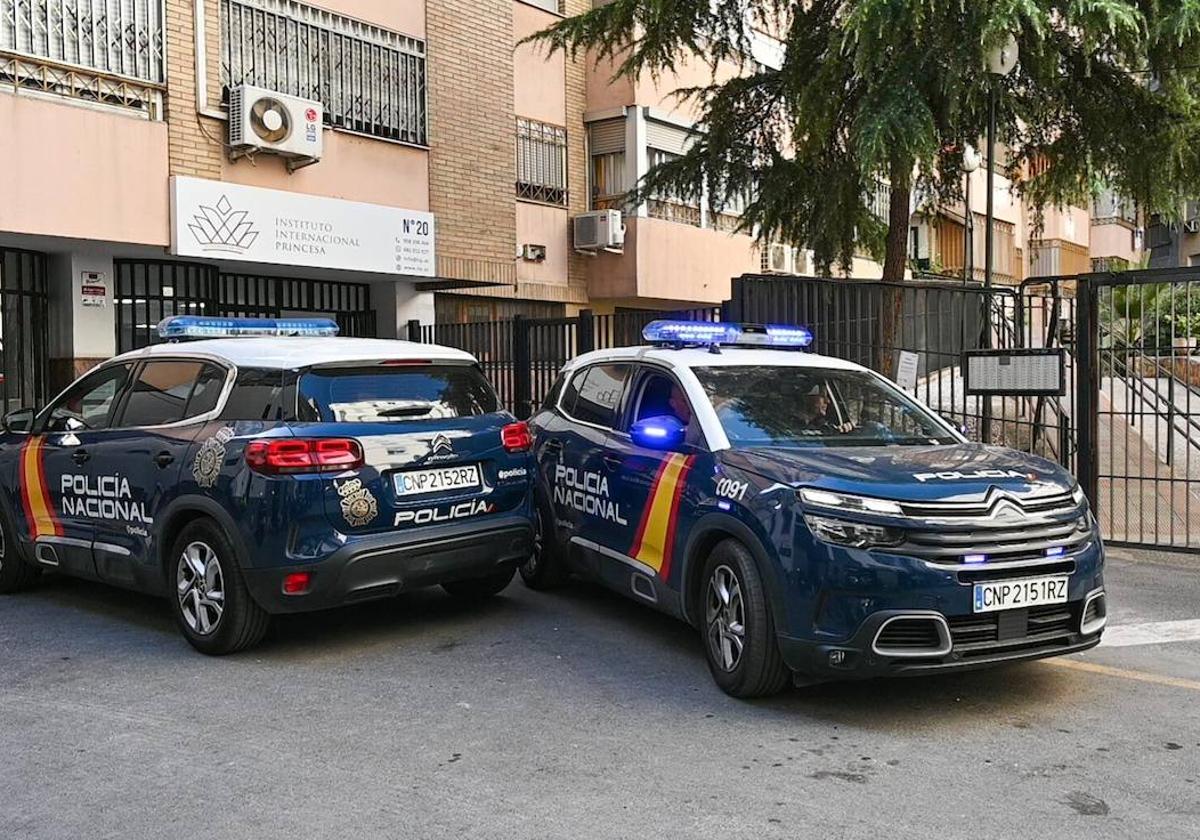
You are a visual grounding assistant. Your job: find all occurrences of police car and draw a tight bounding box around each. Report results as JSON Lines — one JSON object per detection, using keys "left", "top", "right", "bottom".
{"left": 521, "top": 320, "right": 1106, "bottom": 698}
{"left": 0, "top": 317, "right": 534, "bottom": 654}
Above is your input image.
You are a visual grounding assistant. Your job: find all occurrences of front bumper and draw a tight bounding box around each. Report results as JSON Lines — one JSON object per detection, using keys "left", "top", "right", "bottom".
{"left": 242, "top": 514, "right": 534, "bottom": 614}
{"left": 777, "top": 592, "right": 1105, "bottom": 680}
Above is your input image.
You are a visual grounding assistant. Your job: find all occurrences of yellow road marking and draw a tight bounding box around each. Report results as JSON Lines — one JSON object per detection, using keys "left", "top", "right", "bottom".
{"left": 1043, "top": 657, "right": 1200, "bottom": 692}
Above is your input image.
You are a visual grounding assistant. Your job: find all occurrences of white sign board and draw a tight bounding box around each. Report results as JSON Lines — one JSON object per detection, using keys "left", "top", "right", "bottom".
{"left": 170, "top": 176, "right": 435, "bottom": 277}
{"left": 964, "top": 350, "right": 1065, "bottom": 396}
{"left": 80, "top": 271, "right": 107, "bottom": 307}
{"left": 894, "top": 350, "right": 919, "bottom": 390}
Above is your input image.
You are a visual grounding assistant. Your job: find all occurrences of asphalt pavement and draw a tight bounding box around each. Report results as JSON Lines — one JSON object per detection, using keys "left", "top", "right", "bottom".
{"left": 2, "top": 546, "right": 1199, "bottom": 840}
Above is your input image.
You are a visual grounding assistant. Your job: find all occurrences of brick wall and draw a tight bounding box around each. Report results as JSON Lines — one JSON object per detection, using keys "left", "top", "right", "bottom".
{"left": 165, "top": 0, "right": 224, "bottom": 180}
{"left": 426, "top": 0, "right": 518, "bottom": 286}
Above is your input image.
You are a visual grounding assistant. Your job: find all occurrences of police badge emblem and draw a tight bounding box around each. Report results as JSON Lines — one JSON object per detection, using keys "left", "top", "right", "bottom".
{"left": 336, "top": 478, "right": 378, "bottom": 528}
{"left": 193, "top": 427, "right": 235, "bottom": 489}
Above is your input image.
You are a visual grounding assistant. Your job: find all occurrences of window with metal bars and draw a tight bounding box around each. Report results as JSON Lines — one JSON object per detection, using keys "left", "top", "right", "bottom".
{"left": 221, "top": 0, "right": 427, "bottom": 145}
{"left": 516, "top": 118, "right": 568, "bottom": 206}
{"left": 0, "top": 0, "right": 165, "bottom": 112}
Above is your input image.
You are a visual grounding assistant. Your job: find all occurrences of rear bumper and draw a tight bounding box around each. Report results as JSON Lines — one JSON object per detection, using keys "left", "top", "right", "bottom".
{"left": 242, "top": 515, "right": 534, "bottom": 614}
{"left": 777, "top": 593, "right": 1105, "bottom": 681}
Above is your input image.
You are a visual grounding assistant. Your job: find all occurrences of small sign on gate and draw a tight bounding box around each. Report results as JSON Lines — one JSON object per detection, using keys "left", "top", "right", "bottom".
{"left": 962, "top": 348, "right": 1066, "bottom": 397}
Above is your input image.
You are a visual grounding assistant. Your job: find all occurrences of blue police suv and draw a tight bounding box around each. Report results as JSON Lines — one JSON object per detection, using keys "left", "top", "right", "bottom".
{"left": 0, "top": 317, "right": 534, "bottom": 654}
{"left": 522, "top": 320, "right": 1107, "bottom": 698}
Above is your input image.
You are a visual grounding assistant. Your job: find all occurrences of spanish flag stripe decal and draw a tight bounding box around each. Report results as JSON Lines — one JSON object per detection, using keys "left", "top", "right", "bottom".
{"left": 657, "top": 456, "right": 694, "bottom": 581}
{"left": 631, "top": 454, "right": 693, "bottom": 574}
{"left": 629, "top": 457, "right": 672, "bottom": 559}
{"left": 20, "top": 436, "right": 60, "bottom": 539}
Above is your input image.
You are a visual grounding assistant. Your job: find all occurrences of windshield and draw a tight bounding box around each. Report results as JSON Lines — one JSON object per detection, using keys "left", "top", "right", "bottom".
{"left": 692, "top": 365, "right": 958, "bottom": 447}
{"left": 298, "top": 365, "right": 498, "bottom": 423}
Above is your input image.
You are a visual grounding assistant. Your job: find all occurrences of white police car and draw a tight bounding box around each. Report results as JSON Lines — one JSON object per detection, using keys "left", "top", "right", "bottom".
{"left": 524, "top": 321, "right": 1104, "bottom": 697}
{"left": 0, "top": 317, "right": 534, "bottom": 654}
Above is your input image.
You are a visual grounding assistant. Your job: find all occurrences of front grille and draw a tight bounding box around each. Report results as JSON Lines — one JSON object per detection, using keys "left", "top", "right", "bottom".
{"left": 947, "top": 603, "right": 1078, "bottom": 658}
{"left": 893, "top": 491, "right": 1089, "bottom": 565}
{"left": 875, "top": 618, "right": 943, "bottom": 651}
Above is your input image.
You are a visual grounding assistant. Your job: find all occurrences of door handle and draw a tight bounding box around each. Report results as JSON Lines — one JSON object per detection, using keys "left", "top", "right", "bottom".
{"left": 153, "top": 451, "right": 176, "bottom": 468}
{"left": 71, "top": 448, "right": 90, "bottom": 466}
{"left": 602, "top": 454, "right": 622, "bottom": 471}
{"left": 544, "top": 438, "right": 563, "bottom": 455}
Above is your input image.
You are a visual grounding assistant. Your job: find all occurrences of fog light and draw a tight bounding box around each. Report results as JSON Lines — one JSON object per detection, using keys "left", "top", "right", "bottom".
{"left": 282, "top": 571, "right": 312, "bottom": 595}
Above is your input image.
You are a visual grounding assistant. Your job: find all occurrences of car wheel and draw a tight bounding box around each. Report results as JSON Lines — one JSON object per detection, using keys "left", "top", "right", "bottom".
{"left": 170, "top": 519, "right": 269, "bottom": 655}
{"left": 0, "top": 513, "right": 40, "bottom": 594}
{"left": 519, "top": 499, "right": 567, "bottom": 590}
{"left": 699, "top": 539, "right": 790, "bottom": 698}
{"left": 442, "top": 564, "right": 516, "bottom": 601}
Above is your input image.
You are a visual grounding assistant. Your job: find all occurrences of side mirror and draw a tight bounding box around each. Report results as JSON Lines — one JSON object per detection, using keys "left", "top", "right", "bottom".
{"left": 2, "top": 407, "right": 35, "bottom": 434}
{"left": 630, "top": 415, "right": 687, "bottom": 451}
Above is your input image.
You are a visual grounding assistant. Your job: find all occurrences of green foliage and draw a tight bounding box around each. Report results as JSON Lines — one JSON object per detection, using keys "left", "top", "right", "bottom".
{"left": 1102, "top": 282, "right": 1200, "bottom": 349}
{"left": 527, "top": 0, "right": 1200, "bottom": 278}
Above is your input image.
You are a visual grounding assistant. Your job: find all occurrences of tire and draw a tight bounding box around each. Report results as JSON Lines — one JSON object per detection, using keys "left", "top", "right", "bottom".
{"left": 0, "top": 512, "right": 40, "bottom": 594}
{"left": 169, "top": 519, "right": 270, "bottom": 655}
{"left": 518, "top": 498, "right": 568, "bottom": 590}
{"left": 699, "top": 539, "right": 790, "bottom": 698}
{"left": 442, "top": 564, "right": 516, "bottom": 601}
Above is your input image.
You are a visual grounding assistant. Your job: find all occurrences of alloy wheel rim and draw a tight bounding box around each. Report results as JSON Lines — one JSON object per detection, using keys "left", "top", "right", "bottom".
{"left": 177, "top": 541, "right": 225, "bottom": 636}
{"left": 705, "top": 564, "right": 746, "bottom": 672}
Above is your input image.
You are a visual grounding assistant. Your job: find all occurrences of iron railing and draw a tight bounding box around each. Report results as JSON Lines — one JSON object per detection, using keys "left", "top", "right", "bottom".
{"left": 0, "top": 248, "right": 51, "bottom": 411}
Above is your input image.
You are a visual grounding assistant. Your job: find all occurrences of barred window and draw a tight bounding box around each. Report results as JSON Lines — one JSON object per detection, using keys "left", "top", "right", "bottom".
{"left": 221, "top": 0, "right": 427, "bottom": 145}
{"left": 0, "top": 0, "right": 165, "bottom": 112}
{"left": 517, "top": 118, "right": 568, "bottom": 206}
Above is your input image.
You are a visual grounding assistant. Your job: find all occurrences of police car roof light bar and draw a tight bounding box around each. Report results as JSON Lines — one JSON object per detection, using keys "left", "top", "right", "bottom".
{"left": 157, "top": 316, "right": 341, "bottom": 340}
{"left": 642, "top": 320, "right": 812, "bottom": 349}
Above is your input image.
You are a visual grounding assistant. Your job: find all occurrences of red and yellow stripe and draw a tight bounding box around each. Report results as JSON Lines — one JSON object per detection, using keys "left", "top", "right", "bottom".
{"left": 629, "top": 453, "right": 694, "bottom": 578}
{"left": 19, "top": 436, "right": 61, "bottom": 539}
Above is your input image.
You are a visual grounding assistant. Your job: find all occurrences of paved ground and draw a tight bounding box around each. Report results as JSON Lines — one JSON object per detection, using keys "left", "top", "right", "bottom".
{"left": 2, "top": 547, "right": 1199, "bottom": 840}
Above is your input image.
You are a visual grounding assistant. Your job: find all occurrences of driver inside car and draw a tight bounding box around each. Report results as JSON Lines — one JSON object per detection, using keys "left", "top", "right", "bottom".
{"left": 800, "top": 387, "right": 854, "bottom": 434}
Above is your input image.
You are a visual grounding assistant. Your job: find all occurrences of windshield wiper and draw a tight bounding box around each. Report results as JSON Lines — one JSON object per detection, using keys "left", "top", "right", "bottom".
{"left": 375, "top": 404, "right": 435, "bottom": 418}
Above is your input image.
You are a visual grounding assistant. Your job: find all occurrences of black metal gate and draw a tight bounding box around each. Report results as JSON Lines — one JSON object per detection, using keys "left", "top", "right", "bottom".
{"left": 114, "top": 260, "right": 376, "bottom": 352}
{"left": 0, "top": 248, "right": 51, "bottom": 412}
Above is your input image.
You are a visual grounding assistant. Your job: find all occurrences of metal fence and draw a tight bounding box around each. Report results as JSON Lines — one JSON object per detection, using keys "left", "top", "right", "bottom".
{"left": 0, "top": 248, "right": 50, "bottom": 412}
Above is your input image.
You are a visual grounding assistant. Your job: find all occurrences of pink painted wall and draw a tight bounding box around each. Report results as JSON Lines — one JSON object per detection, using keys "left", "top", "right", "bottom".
{"left": 220, "top": 129, "right": 429, "bottom": 211}
{"left": 586, "top": 49, "right": 635, "bottom": 114}
{"left": 590, "top": 218, "right": 759, "bottom": 304}
{"left": 316, "top": 0, "right": 424, "bottom": 37}
{"left": 516, "top": 202, "right": 568, "bottom": 284}
{"left": 1037, "top": 205, "right": 1090, "bottom": 247}
{"left": 514, "top": 2, "right": 565, "bottom": 125}
{"left": 1091, "top": 222, "right": 1140, "bottom": 261}
{"left": 0, "top": 94, "right": 170, "bottom": 245}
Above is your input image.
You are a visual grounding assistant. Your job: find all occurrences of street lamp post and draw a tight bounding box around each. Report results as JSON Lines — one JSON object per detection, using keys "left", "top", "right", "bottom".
{"left": 981, "top": 34, "right": 1018, "bottom": 443}
{"left": 961, "top": 144, "right": 981, "bottom": 284}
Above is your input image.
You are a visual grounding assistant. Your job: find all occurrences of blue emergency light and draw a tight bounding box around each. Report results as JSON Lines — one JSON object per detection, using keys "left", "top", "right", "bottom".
{"left": 157, "top": 316, "right": 341, "bottom": 340}
{"left": 642, "top": 320, "right": 812, "bottom": 349}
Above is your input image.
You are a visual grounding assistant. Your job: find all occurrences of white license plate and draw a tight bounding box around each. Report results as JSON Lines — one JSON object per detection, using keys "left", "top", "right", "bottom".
{"left": 393, "top": 465, "right": 481, "bottom": 497}
{"left": 973, "top": 576, "right": 1069, "bottom": 613}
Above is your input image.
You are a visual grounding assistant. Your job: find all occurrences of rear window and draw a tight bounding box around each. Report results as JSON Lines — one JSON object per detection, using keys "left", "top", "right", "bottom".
{"left": 297, "top": 365, "right": 499, "bottom": 423}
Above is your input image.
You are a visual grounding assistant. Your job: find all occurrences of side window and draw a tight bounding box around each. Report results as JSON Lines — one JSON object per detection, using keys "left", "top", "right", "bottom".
{"left": 220, "top": 367, "right": 284, "bottom": 421}
{"left": 185, "top": 364, "right": 228, "bottom": 418}
{"left": 632, "top": 371, "right": 682, "bottom": 424}
{"left": 42, "top": 364, "right": 132, "bottom": 432}
{"left": 542, "top": 370, "right": 567, "bottom": 412}
{"left": 118, "top": 361, "right": 204, "bottom": 427}
{"left": 558, "top": 366, "right": 586, "bottom": 416}
{"left": 571, "top": 363, "right": 630, "bottom": 428}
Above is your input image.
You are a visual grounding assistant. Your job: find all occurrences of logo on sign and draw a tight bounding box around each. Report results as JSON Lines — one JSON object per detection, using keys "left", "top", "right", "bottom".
{"left": 305, "top": 107, "right": 318, "bottom": 123}
{"left": 187, "top": 196, "right": 260, "bottom": 254}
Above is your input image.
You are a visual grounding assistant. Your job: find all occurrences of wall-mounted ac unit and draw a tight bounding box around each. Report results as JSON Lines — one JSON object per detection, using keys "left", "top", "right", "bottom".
{"left": 762, "top": 243, "right": 804, "bottom": 275}
{"left": 229, "top": 84, "right": 323, "bottom": 169}
{"left": 574, "top": 210, "right": 625, "bottom": 250}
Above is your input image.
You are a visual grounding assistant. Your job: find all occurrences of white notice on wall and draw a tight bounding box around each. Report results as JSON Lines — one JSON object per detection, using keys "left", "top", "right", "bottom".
{"left": 81, "top": 272, "right": 107, "bottom": 307}
{"left": 170, "top": 176, "right": 436, "bottom": 277}
{"left": 894, "top": 350, "right": 919, "bottom": 390}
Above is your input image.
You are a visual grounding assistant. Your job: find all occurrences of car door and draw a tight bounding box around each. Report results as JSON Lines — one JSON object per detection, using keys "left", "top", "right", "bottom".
{"left": 601, "top": 365, "right": 701, "bottom": 597}
{"left": 88, "top": 359, "right": 226, "bottom": 589}
{"left": 541, "top": 362, "right": 632, "bottom": 575}
{"left": 25, "top": 363, "right": 134, "bottom": 579}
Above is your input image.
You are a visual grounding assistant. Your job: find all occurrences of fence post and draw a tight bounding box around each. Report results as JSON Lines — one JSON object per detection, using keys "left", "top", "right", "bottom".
{"left": 577, "top": 308, "right": 595, "bottom": 354}
{"left": 406, "top": 319, "right": 422, "bottom": 342}
{"left": 512, "top": 315, "right": 532, "bottom": 420}
{"left": 1074, "top": 275, "right": 1100, "bottom": 507}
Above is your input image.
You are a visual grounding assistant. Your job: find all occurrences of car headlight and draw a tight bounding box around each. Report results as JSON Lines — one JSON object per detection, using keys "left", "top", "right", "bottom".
{"left": 1071, "top": 483, "right": 1087, "bottom": 507}
{"left": 804, "top": 514, "right": 904, "bottom": 549}
{"left": 797, "top": 487, "right": 904, "bottom": 516}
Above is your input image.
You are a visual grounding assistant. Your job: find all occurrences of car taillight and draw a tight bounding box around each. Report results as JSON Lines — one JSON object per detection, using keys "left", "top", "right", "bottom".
{"left": 501, "top": 422, "right": 532, "bottom": 453}
{"left": 244, "top": 438, "right": 364, "bottom": 474}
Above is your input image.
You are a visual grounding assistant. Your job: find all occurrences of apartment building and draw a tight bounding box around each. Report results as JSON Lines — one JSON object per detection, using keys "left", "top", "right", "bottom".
{"left": 0, "top": 0, "right": 594, "bottom": 411}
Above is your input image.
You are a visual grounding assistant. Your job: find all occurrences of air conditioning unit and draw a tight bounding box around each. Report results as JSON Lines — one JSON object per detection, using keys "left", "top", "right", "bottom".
{"left": 574, "top": 210, "right": 625, "bottom": 251}
{"left": 762, "top": 243, "right": 801, "bottom": 275}
{"left": 229, "top": 84, "right": 323, "bottom": 169}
